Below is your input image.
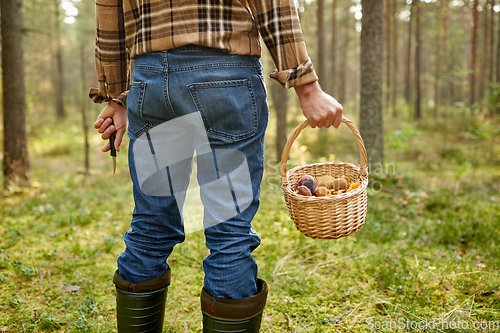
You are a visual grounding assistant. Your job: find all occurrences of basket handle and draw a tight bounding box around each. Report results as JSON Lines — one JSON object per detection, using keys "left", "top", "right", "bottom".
{"left": 280, "top": 116, "right": 368, "bottom": 180}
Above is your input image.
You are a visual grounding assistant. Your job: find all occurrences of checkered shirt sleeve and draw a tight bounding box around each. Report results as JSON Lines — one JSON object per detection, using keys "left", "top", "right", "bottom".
{"left": 90, "top": 0, "right": 318, "bottom": 104}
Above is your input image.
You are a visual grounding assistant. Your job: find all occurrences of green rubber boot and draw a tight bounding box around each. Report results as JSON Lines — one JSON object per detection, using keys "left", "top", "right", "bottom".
{"left": 201, "top": 279, "right": 268, "bottom": 333}
{"left": 113, "top": 269, "right": 171, "bottom": 333}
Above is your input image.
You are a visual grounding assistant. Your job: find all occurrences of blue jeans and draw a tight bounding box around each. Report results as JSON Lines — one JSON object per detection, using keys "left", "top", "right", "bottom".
{"left": 118, "top": 46, "right": 269, "bottom": 299}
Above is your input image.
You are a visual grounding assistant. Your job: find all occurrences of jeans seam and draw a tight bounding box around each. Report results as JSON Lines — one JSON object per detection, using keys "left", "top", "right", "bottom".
{"left": 128, "top": 121, "right": 153, "bottom": 139}
{"left": 163, "top": 52, "right": 178, "bottom": 118}
{"left": 169, "top": 63, "right": 254, "bottom": 72}
{"left": 252, "top": 62, "right": 267, "bottom": 97}
{"left": 134, "top": 65, "right": 164, "bottom": 73}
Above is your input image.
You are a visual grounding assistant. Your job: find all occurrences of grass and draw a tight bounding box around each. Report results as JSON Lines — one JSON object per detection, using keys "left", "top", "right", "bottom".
{"left": 0, "top": 106, "right": 499, "bottom": 332}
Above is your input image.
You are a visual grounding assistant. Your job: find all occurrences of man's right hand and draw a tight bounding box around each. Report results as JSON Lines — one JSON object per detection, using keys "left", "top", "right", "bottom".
{"left": 294, "top": 81, "right": 343, "bottom": 128}
{"left": 94, "top": 100, "right": 127, "bottom": 152}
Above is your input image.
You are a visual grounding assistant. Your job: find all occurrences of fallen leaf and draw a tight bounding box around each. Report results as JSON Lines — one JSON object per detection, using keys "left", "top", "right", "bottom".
{"left": 63, "top": 284, "right": 81, "bottom": 292}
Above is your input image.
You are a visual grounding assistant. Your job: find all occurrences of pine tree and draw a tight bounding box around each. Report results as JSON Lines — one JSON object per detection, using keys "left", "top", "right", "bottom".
{"left": 360, "top": 0, "right": 384, "bottom": 166}
{"left": 1, "top": 0, "right": 31, "bottom": 189}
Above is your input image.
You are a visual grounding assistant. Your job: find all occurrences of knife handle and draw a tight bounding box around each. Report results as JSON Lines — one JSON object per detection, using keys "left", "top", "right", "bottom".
{"left": 109, "top": 121, "right": 117, "bottom": 157}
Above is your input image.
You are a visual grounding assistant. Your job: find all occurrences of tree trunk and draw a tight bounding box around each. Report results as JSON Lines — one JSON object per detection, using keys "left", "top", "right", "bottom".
{"left": 54, "top": 0, "right": 66, "bottom": 119}
{"left": 479, "top": 6, "right": 489, "bottom": 107}
{"left": 434, "top": 0, "right": 444, "bottom": 119}
{"left": 415, "top": 0, "right": 422, "bottom": 120}
{"left": 498, "top": 9, "right": 500, "bottom": 84}
{"left": 404, "top": 1, "right": 414, "bottom": 107}
{"left": 317, "top": 0, "right": 325, "bottom": 85}
{"left": 442, "top": 0, "right": 451, "bottom": 149}
{"left": 385, "top": 0, "right": 391, "bottom": 113}
{"left": 1, "top": 0, "right": 31, "bottom": 189}
{"left": 360, "top": 0, "right": 384, "bottom": 167}
{"left": 270, "top": 84, "right": 288, "bottom": 162}
{"left": 339, "top": 5, "right": 349, "bottom": 103}
{"left": 488, "top": 0, "right": 495, "bottom": 117}
{"left": 496, "top": 10, "right": 500, "bottom": 114}
{"left": 443, "top": 0, "right": 450, "bottom": 106}
{"left": 268, "top": 56, "right": 288, "bottom": 162}
{"left": 391, "top": 0, "right": 398, "bottom": 116}
{"left": 80, "top": 44, "right": 90, "bottom": 177}
{"left": 470, "top": 0, "right": 478, "bottom": 110}
{"left": 489, "top": 0, "right": 495, "bottom": 83}
{"left": 330, "top": 0, "right": 337, "bottom": 97}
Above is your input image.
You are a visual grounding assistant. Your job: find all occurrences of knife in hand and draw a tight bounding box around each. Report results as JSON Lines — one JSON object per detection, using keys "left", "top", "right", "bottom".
{"left": 109, "top": 121, "right": 117, "bottom": 175}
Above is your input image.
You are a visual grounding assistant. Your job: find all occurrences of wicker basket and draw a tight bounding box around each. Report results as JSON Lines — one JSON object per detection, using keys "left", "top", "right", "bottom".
{"left": 280, "top": 116, "right": 369, "bottom": 239}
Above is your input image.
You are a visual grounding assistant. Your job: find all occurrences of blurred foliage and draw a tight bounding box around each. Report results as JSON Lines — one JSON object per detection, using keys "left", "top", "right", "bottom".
{"left": 385, "top": 127, "right": 421, "bottom": 153}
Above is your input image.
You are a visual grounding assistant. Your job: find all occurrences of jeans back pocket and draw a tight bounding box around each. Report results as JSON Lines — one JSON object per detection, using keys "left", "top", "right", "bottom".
{"left": 127, "top": 80, "right": 151, "bottom": 138}
{"left": 188, "top": 79, "right": 258, "bottom": 142}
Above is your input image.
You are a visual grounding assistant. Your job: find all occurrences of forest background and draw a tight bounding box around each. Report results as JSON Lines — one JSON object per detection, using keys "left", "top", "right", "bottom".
{"left": 0, "top": 0, "right": 499, "bottom": 331}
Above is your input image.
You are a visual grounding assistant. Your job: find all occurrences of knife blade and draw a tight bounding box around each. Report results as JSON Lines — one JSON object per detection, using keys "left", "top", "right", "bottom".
{"left": 109, "top": 121, "right": 117, "bottom": 174}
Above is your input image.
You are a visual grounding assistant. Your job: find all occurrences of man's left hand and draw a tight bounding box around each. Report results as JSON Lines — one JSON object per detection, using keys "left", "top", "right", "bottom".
{"left": 94, "top": 100, "right": 128, "bottom": 152}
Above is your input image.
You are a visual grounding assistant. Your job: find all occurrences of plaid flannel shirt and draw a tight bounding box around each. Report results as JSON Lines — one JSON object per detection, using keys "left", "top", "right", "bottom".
{"left": 89, "top": 0, "right": 318, "bottom": 105}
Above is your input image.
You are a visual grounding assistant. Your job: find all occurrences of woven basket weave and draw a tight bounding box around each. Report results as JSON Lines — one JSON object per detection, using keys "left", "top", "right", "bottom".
{"left": 280, "top": 116, "right": 369, "bottom": 239}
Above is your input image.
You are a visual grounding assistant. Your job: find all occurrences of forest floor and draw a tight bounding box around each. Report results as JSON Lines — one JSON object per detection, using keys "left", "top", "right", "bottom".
{"left": 1, "top": 105, "right": 499, "bottom": 332}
